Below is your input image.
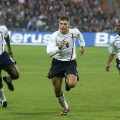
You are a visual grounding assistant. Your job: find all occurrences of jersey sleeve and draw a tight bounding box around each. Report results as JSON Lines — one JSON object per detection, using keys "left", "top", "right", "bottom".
{"left": 108, "top": 38, "right": 116, "bottom": 54}
{"left": 46, "top": 32, "right": 60, "bottom": 57}
{"left": 0, "top": 26, "right": 9, "bottom": 38}
{"left": 75, "top": 28, "right": 85, "bottom": 47}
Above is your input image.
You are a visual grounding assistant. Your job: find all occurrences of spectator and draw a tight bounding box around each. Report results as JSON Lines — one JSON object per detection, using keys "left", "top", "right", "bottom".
{"left": 27, "top": 17, "right": 36, "bottom": 31}
{"left": 0, "top": 0, "right": 118, "bottom": 32}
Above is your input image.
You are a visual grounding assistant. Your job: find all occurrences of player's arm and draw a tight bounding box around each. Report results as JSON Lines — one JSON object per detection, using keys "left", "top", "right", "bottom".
{"left": 46, "top": 33, "right": 60, "bottom": 57}
{"left": 80, "top": 46, "right": 85, "bottom": 55}
{"left": 106, "top": 54, "right": 115, "bottom": 71}
{"left": 106, "top": 43, "right": 116, "bottom": 71}
{"left": 47, "top": 31, "right": 67, "bottom": 57}
{"left": 5, "top": 34, "right": 13, "bottom": 58}
{"left": 47, "top": 39, "right": 66, "bottom": 57}
{"left": 76, "top": 29, "right": 85, "bottom": 55}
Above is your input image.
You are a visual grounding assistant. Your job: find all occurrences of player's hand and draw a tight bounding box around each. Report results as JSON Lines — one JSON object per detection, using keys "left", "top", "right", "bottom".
{"left": 79, "top": 47, "right": 85, "bottom": 55}
{"left": 58, "top": 39, "right": 67, "bottom": 49}
{"left": 106, "top": 64, "right": 110, "bottom": 72}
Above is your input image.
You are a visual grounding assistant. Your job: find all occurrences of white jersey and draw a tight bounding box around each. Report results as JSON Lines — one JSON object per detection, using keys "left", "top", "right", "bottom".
{"left": 108, "top": 34, "right": 120, "bottom": 60}
{"left": 47, "top": 28, "right": 85, "bottom": 61}
{"left": 0, "top": 25, "right": 9, "bottom": 55}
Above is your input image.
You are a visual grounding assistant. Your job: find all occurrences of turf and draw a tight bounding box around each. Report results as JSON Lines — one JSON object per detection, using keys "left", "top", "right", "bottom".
{"left": 0, "top": 46, "right": 120, "bottom": 120}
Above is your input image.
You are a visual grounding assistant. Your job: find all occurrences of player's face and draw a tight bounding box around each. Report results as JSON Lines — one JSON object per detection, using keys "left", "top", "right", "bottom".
{"left": 116, "top": 22, "right": 120, "bottom": 34}
{"left": 59, "top": 20, "right": 69, "bottom": 34}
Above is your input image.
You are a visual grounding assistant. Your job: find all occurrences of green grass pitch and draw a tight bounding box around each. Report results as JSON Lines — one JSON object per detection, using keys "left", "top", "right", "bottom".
{"left": 1, "top": 46, "right": 120, "bottom": 120}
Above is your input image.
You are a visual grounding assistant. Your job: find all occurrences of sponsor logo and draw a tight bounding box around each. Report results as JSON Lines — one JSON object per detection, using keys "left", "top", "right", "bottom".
{"left": 9, "top": 31, "right": 52, "bottom": 45}
{"left": 9, "top": 31, "right": 117, "bottom": 46}
{"left": 95, "top": 32, "right": 116, "bottom": 46}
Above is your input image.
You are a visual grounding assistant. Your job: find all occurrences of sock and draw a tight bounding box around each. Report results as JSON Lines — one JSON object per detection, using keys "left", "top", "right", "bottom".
{"left": 0, "top": 87, "right": 6, "bottom": 102}
{"left": 57, "top": 92, "right": 68, "bottom": 109}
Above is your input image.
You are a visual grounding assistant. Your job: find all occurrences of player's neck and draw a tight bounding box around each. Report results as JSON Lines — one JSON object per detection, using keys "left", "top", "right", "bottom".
{"left": 61, "top": 29, "right": 69, "bottom": 35}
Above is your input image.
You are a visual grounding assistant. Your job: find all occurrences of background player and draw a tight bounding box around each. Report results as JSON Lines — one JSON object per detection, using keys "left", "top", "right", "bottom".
{"left": 0, "top": 25, "right": 19, "bottom": 107}
{"left": 106, "top": 20, "right": 120, "bottom": 73}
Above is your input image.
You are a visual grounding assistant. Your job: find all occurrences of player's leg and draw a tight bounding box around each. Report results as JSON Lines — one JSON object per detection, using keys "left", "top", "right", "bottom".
{"left": 4, "top": 64, "right": 19, "bottom": 80}
{"left": 66, "top": 74, "right": 77, "bottom": 88}
{"left": 2, "top": 51, "right": 19, "bottom": 91}
{"left": 0, "top": 72, "right": 7, "bottom": 108}
{"left": 116, "top": 58, "right": 120, "bottom": 74}
{"left": 65, "top": 60, "right": 78, "bottom": 91}
{"left": 3, "top": 64, "right": 19, "bottom": 91}
{"left": 52, "top": 77, "right": 69, "bottom": 115}
{"left": 48, "top": 59, "right": 69, "bottom": 115}
{"left": 52, "top": 77, "right": 62, "bottom": 96}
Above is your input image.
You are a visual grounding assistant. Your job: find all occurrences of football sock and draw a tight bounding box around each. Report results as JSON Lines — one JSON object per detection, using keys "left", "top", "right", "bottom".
{"left": 57, "top": 92, "right": 68, "bottom": 109}
{"left": 0, "top": 87, "right": 6, "bottom": 102}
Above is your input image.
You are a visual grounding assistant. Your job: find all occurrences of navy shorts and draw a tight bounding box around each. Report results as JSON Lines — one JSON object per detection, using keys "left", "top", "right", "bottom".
{"left": 47, "top": 58, "right": 79, "bottom": 80}
{"left": 0, "top": 51, "right": 14, "bottom": 71}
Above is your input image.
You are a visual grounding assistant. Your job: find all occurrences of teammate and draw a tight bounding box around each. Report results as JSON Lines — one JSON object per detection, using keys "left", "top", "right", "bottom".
{"left": 0, "top": 25, "right": 19, "bottom": 107}
{"left": 106, "top": 20, "right": 120, "bottom": 73}
{"left": 46, "top": 16, "right": 85, "bottom": 115}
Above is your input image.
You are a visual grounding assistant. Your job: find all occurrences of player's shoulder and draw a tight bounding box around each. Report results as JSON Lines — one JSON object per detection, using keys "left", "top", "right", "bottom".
{"left": 0, "top": 25, "right": 8, "bottom": 31}
{"left": 0, "top": 25, "right": 8, "bottom": 34}
{"left": 109, "top": 34, "right": 119, "bottom": 45}
{"left": 51, "top": 30, "right": 60, "bottom": 37}
{"left": 114, "top": 34, "right": 120, "bottom": 39}
{"left": 69, "top": 28, "right": 80, "bottom": 34}
{"left": 111, "top": 34, "right": 120, "bottom": 42}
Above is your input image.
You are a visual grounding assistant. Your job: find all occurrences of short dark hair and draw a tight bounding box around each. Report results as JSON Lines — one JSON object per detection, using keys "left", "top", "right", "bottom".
{"left": 59, "top": 16, "right": 70, "bottom": 22}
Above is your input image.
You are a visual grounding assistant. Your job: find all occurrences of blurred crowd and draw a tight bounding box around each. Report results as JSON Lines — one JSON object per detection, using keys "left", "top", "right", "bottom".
{"left": 0, "top": 0, "right": 118, "bottom": 32}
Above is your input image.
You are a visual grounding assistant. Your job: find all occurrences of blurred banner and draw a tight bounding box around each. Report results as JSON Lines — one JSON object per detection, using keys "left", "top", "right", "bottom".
{"left": 9, "top": 31, "right": 116, "bottom": 47}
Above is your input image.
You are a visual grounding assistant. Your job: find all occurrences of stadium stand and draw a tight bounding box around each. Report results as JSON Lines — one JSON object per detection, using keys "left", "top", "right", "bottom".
{"left": 0, "top": 0, "right": 119, "bottom": 32}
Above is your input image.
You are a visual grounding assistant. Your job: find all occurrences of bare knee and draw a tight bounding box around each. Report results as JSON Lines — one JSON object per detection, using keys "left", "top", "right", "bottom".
{"left": 14, "top": 74, "right": 19, "bottom": 79}
{"left": 67, "top": 79, "right": 77, "bottom": 88}
{"left": 67, "top": 74, "right": 77, "bottom": 88}
{"left": 68, "top": 83, "right": 76, "bottom": 88}
{"left": 10, "top": 73, "right": 19, "bottom": 80}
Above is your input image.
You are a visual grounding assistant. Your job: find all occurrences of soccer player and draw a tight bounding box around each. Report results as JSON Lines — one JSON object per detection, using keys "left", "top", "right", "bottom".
{"left": 46, "top": 16, "right": 85, "bottom": 115}
{"left": 106, "top": 20, "right": 120, "bottom": 73}
{"left": 0, "top": 25, "right": 19, "bottom": 107}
